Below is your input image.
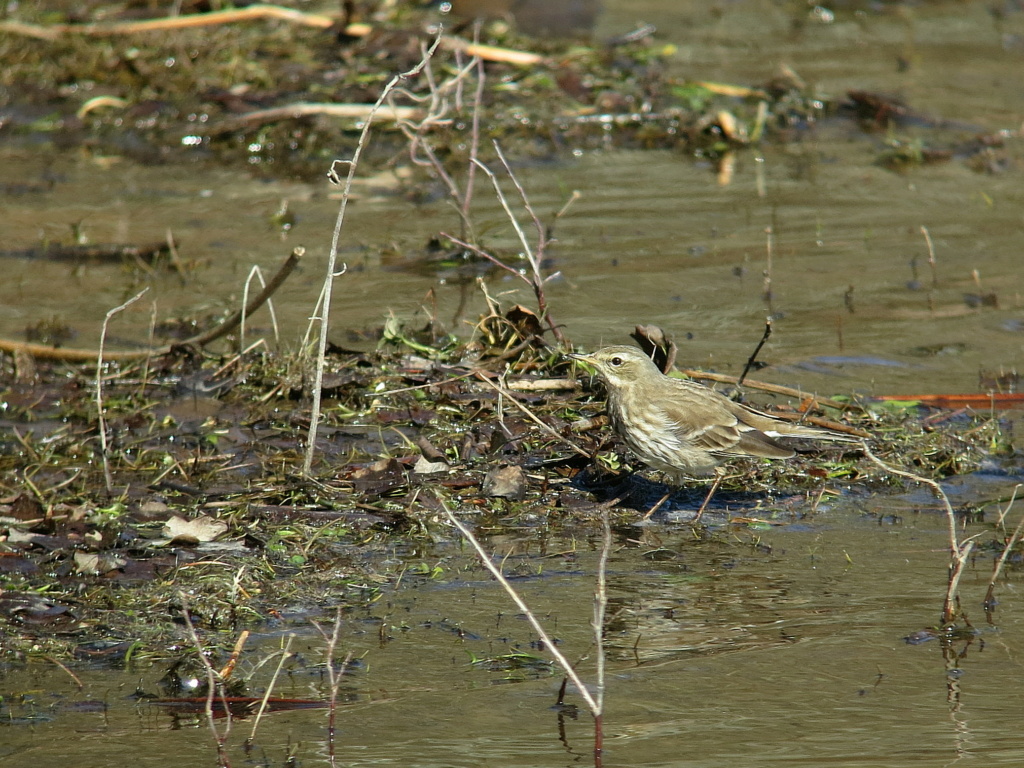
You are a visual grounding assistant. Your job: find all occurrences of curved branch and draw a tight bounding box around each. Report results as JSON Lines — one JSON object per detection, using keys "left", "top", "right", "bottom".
{"left": 0, "top": 248, "right": 302, "bottom": 363}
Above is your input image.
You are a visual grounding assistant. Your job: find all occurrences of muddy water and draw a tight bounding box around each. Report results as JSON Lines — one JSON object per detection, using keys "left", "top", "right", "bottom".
{"left": 3, "top": 1, "right": 1024, "bottom": 766}
{"left": 4, "top": 142, "right": 1022, "bottom": 396}
{"left": 3, "top": 2, "right": 1023, "bottom": 395}
{"left": 4, "top": 498, "right": 1024, "bottom": 767}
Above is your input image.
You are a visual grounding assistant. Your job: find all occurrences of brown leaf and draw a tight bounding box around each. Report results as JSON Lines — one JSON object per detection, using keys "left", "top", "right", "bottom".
{"left": 162, "top": 515, "right": 229, "bottom": 544}
{"left": 8, "top": 493, "right": 44, "bottom": 521}
{"left": 74, "top": 551, "right": 128, "bottom": 575}
{"left": 483, "top": 464, "right": 527, "bottom": 499}
{"left": 506, "top": 305, "right": 544, "bottom": 341}
{"left": 349, "top": 458, "right": 408, "bottom": 495}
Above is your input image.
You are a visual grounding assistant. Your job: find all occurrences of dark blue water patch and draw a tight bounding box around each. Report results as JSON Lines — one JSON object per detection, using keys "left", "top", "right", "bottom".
{"left": 781, "top": 356, "right": 918, "bottom": 376}
{"left": 940, "top": 472, "right": 1024, "bottom": 507}
{"left": 808, "top": 356, "right": 913, "bottom": 368}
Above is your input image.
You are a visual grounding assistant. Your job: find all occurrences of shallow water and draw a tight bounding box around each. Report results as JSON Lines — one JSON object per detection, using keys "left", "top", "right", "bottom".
{"left": 3, "top": 0, "right": 1024, "bottom": 766}
{"left": 4, "top": 495, "right": 1024, "bottom": 767}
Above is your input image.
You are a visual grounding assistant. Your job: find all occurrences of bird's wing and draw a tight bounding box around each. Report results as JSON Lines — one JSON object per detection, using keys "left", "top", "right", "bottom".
{"left": 661, "top": 380, "right": 794, "bottom": 459}
{"left": 657, "top": 381, "right": 743, "bottom": 450}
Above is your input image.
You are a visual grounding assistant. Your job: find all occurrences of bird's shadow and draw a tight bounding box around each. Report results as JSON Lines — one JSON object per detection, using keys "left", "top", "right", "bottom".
{"left": 572, "top": 466, "right": 783, "bottom": 521}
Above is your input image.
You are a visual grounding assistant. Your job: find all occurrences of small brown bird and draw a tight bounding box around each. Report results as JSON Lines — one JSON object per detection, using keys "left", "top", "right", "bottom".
{"left": 571, "top": 345, "right": 861, "bottom": 484}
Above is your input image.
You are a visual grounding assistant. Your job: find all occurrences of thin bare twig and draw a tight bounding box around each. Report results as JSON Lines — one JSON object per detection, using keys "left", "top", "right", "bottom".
{"left": 762, "top": 226, "right": 774, "bottom": 314}
{"left": 248, "top": 634, "right": 293, "bottom": 742}
{"left": 180, "top": 593, "right": 232, "bottom": 768}
{"left": 995, "top": 483, "right": 1022, "bottom": 529}
{"left": 97, "top": 288, "right": 149, "bottom": 494}
{"left": 736, "top": 319, "right": 772, "bottom": 389}
{"left": 861, "top": 443, "right": 981, "bottom": 626}
{"left": 240, "top": 264, "right": 281, "bottom": 351}
{"left": 985, "top": 484, "right": 1024, "bottom": 610}
{"left": 43, "top": 655, "right": 84, "bottom": 690}
{"left": 311, "top": 607, "right": 353, "bottom": 764}
{"left": 593, "top": 508, "right": 611, "bottom": 760}
{"left": 195, "top": 248, "right": 302, "bottom": 348}
{"left": 462, "top": 57, "right": 486, "bottom": 233}
{"left": 471, "top": 141, "right": 570, "bottom": 346}
{"left": 394, "top": 52, "right": 481, "bottom": 239}
{"left": 473, "top": 371, "right": 591, "bottom": 457}
{"left": 440, "top": 497, "right": 601, "bottom": 716}
{"left": 303, "top": 37, "right": 442, "bottom": 476}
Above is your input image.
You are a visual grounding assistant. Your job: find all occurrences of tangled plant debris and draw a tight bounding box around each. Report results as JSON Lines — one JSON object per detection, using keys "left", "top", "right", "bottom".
{"left": 0, "top": 301, "right": 1016, "bottom": 661}
{"left": 0, "top": 1, "right": 1013, "bottom": 181}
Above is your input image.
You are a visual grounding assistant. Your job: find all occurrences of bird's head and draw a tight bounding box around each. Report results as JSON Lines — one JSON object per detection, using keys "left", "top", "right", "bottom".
{"left": 569, "top": 345, "right": 660, "bottom": 389}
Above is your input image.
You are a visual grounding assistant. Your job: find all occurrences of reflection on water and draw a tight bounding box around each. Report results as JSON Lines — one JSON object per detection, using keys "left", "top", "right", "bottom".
{"left": 3, "top": 500, "right": 1024, "bottom": 767}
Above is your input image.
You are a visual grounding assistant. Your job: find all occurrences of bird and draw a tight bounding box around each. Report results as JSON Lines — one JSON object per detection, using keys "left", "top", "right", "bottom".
{"left": 570, "top": 345, "right": 862, "bottom": 488}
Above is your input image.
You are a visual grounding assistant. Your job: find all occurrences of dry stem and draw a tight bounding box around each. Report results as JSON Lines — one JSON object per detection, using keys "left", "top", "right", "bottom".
{"left": 96, "top": 288, "right": 149, "bottom": 494}
{"left": 248, "top": 634, "right": 293, "bottom": 742}
{"left": 240, "top": 265, "right": 280, "bottom": 351}
{"left": 476, "top": 141, "right": 572, "bottom": 346}
{"left": 311, "top": 607, "right": 353, "bottom": 764}
{"left": 473, "top": 371, "right": 591, "bottom": 457}
{"left": 394, "top": 52, "right": 481, "bottom": 239}
{"left": 440, "top": 497, "right": 602, "bottom": 717}
{"left": 180, "top": 592, "right": 233, "bottom": 768}
{"left": 593, "top": 508, "right": 611, "bottom": 753}
{"left": 861, "top": 443, "right": 980, "bottom": 626}
{"left": 985, "top": 484, "right": 1024, "bottom": 609}
{"left": 303, "top": 38, "right": 441, "bottom": 475}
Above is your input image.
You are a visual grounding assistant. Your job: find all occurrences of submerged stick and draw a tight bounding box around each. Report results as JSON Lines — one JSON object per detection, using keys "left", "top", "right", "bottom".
{"left": 440, "top": 498, "right": 601, "bottom": 717}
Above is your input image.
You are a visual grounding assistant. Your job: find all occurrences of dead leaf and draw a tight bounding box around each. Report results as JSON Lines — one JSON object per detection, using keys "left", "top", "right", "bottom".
{"left": 414, "top": 455, "right": 449, "bottom": 474}
{"left": 483, "top": 464, "right": 527, "bottom": 499}
{"left": 349, "top": 458, "right": 408, "bottom": 495}
{"left": 8, "top": 493, "right": 44, "bottom": 521}
{"left": 162, "top": 515, "right": 228, "bottom": 544}
{"left": 74, "top": 551, "right": 128, "bottom": 575}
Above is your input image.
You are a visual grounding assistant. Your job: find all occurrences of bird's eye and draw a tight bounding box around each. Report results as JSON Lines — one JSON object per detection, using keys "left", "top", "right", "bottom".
{"left": 610, "top": 357, "right": 623, "bottom": 366}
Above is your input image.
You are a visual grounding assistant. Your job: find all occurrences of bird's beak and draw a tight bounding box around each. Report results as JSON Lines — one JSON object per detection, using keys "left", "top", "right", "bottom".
{"left": 567, "top": 352, "right": 596, "bottom": 365}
